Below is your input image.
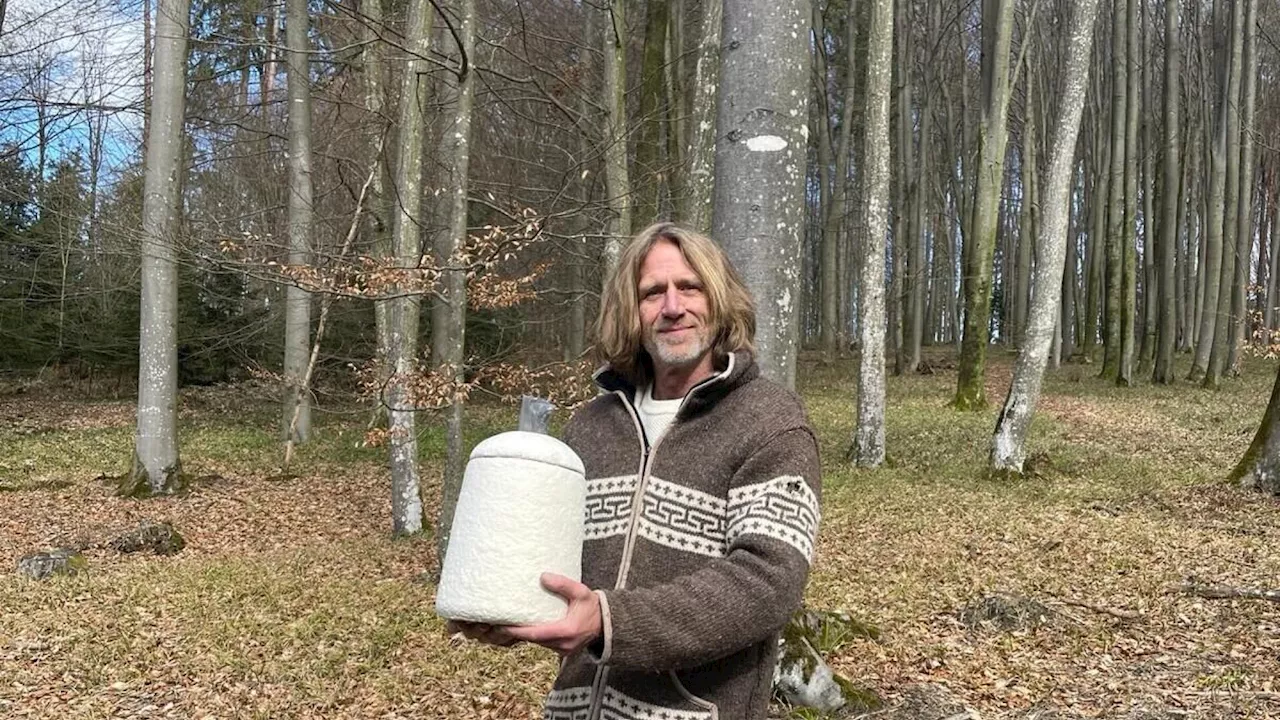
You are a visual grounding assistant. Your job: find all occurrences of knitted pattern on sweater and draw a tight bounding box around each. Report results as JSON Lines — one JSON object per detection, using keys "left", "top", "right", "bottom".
{"left": 549, "top": 352, "right": 821, "bottom": 720}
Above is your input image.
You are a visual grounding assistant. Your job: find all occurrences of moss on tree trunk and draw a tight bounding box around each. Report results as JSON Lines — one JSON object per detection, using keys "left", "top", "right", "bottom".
{"left": 1232, "top": 362, "right": 1280, "bottom": 495}
{"left": 117, "top": 457, "right": 187, "bottom": 498}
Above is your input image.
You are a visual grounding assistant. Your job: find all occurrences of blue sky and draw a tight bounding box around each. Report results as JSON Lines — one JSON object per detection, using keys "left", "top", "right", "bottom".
{"left": 0, "top": 0, "right": 146, "bottom": 183}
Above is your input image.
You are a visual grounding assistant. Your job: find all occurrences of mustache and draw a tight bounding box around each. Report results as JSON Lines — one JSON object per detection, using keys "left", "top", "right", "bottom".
{"left": 654, "top": 322, "right": 695, "bottom": 332}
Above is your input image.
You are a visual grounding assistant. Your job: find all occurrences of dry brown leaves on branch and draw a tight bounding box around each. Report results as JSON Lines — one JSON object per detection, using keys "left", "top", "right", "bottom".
{"left": 214, "top": 211, "right": 549, "bottom": 305}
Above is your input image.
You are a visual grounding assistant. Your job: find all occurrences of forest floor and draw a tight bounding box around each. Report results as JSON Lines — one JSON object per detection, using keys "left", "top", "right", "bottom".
{"left": 0, "top": 350, "right": 1278, "bottom": 719}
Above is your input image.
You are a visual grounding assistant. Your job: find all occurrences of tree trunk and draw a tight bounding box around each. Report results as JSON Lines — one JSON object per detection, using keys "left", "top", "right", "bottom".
{"left": 364, "top": 0, "right": 393, "bottom": 426}
{"left": 431, "top": 0, "right": 477, "bottom": 570}
{"left": 1232, "top": 360, "right": 1280, "bottom": 495}
{"left": 890, "top": 3, "right": 911, "bottom": 376}
{"left": 713, "top": 0, "right": 810, "bottom": 389}
{"left": 1225, "top": 0, "right": 1257, "bottom": 375}
{"left": 1058, "top": 175, "right": 1080, "bottom": 363}
{"left": 126, "top": 0, "right": 190, "bottom": 498}
{"left": 1204, "top": 0, "right": 1245, "bottom": 388}
{"left": 1117, "top": 0, "right": 1139, "bottom": 386}
{"left": 633, "top": 0, "right": 669, "bottom": 229}
{"left": 1137, "top": 3, "right": 1157, "bottom": 376}
{"left": 385, "top": 0, "right": 433, "bottom": 536}
{"left": 953, "top": 0, "right": 1015, "bottom": 410}
{"left": 907, "top": 15, "right": 930, "bottom": 373}
{"left": 666, "top": 0, "right": 685, "bottom": 222}
{"left": 602, "top": 0, "right": 631, "bottom": 274}
{"left": 1190, "top": 17, "right": 1229, "bottom": 379}
{"left": 813, "top": 1, "right": 836, "bottom": 358}
{"left": 142, "top": 0, "right": 153, "bottom": 151}
{"left": 261, "top": 1, "right": 278, "bottom": 114}
{"left": 851, "top": 0, "right": 892, "bottom": 467}
{"left": 282, "top": 0, "right": 313, "bottom": 442}
{"left": 992, "top": 0, "right": 1100, "bottom": 472}
{"left": 1153, "top": 0, "right": 1180, "bottom": 383}
{"left": 684, "top": 0, "right": 721, "bottom": 233}
{"left": 819, "top": 0, "right": 858, "bottom": 362}
{"left": 1101, "top": 0, "right": 1127, "bottom": 381}
{"left": 1014, "top": 59, "right": 1035, "bottom": 349}
{"left": 1181, "top": 108, "right": 1204, "bottom": 353}
{"left": 567, "top": 4, "right": 597, "bottom": 361}
{"left": 1268, "top": 186, "right": 1280, "bottom": 335}
{"left": 1084, "top": 104, "right": 1108, "bottom": 362}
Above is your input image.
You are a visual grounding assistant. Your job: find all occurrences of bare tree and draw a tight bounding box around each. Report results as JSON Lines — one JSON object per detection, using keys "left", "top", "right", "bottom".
{"left": 991, "top": 0, "right": 1100, "bottom": 473}
{"left": 1153, "top": 0, "right": 1181, "bottom": 384}
{"left": 432, "top": 0, "right": 477, "bottom": 571}
{"left": 601, "top": 0, "right": 630, "bottom": 275}
{"left": 633, "top": 0, "right": 668, "bottom": 229}
{"left": 684, "top": 0, "right": 721, "bottom": 233}
{"left": 1226, "top": 0, "right": 1258, "bottom": 374}
{"left": 385, "top": 0, "right": 433, "bottom": 536}
{"left": 282, "top": 0, "right": 313, "bottom": 442}
{"left": 713, "top": 0, "right": 811, "bottom": 388}
{"left": 814, "top": 0, "right": 858, "bottom": 362}
{"left": 851, "top": 0, "right": 892, "bottom": 467}
{"left": 123, "top": 0, "right": 190, "bottom": 497}
{"left": 1232, "top": 360, "right": 1280, "bottom": 496}
{"left": 953, "top": 0, "right": 1015, "bottom": 410}
{"left": 1196, "top": 0, "right": 1244, "bottom": 385}
{"left": 1101, "top": 0, "right": 1129, "bottom": 382}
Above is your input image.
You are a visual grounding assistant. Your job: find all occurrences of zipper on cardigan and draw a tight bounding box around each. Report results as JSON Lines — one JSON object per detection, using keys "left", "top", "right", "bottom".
{"left": 612, "top": 354, "right": 736, "bottom": 588}
{"left": 586, "top": 354, "right": 736, "bottom": 720}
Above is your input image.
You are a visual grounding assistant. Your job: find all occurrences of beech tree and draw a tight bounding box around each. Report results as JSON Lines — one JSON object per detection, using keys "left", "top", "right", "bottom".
{"left": 432, "top": 0, "right": 478, "bottom": 569}
{"left": 952, "top": 0, "right": 1015, "bottom": 410}
{"left": 384, "top": 0, "right": 432, "bottom": 536}
{"left": 123, "top": 0, "right": 191, "bottom": 498}
{"left": 991, "top": 0, "right": 1100, "bottom": 473}
{"left": 1233, "top": 360, "right": 1280, "bottom": 495}
{"left": 601, "top": 0, "right": 630, "bottom": 275}
{"left": 713, "top": 0, "right": 811, "bottom": 388}
{"left": 282, "top": 0, "right": 313, "bottom": 442}
{"left": 684, "top": 0, "right": 721, "bottom": 233}
{"left": 1153, "top": 0, "right": 1181, "bottom": 384}
{"left": 851, "top": 0, "right": 892, "bottom": 467}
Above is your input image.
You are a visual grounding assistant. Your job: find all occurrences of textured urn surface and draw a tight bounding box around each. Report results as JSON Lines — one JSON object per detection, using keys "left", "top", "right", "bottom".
{"left": 435, "top": 431, "right": 586, "bottom": 625}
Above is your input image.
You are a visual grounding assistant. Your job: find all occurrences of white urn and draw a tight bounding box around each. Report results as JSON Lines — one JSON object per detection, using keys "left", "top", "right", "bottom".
{"left": 434, "top": 431, "right": 586, "bottom": 625}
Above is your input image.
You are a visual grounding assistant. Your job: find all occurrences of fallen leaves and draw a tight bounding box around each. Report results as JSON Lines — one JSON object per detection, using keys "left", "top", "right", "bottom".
{"left": 2, "top": 355, "right": 1280, "bottom": 718}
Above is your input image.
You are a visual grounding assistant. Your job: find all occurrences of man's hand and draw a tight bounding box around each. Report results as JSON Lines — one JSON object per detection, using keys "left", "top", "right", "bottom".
{"left": 505, "top": 573, "right": 602, "bottom": 656}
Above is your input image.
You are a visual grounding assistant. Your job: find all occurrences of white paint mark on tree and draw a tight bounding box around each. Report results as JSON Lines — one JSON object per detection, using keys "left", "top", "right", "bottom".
{"left": 746, "top": 135, "right": 788, "bottom": 152}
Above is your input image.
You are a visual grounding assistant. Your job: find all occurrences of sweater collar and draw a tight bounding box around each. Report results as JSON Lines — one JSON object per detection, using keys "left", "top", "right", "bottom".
{"left": 592, "top": 351, "right": 758, "bottom": 410}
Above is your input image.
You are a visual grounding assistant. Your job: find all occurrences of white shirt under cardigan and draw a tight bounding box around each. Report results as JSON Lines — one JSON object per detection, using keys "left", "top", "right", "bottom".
{"left": 634, "top": 384, "right": 683, "bottom": 445}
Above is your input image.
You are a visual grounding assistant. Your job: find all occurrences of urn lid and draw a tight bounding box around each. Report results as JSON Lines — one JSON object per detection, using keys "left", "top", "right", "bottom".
{"left": 469, "top": 430, "right": 585, "bottom": 475}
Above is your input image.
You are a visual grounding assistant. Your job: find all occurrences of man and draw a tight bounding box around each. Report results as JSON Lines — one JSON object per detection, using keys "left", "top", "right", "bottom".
{"left": 451, "top": 223, "right": 821, "bottom": 720}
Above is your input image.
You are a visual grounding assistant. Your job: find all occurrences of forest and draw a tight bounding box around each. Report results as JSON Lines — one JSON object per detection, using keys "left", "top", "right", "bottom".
{"left": 1, "top": 0, "right": 1279, "bottom": 717}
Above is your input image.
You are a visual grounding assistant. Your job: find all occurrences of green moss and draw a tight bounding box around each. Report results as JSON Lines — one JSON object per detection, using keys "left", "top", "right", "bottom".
{"left": 833, "top": 675, "right": 882, "bottom": 713}
{"left": 116, "top": 459, "right": 189, "bottom": 498}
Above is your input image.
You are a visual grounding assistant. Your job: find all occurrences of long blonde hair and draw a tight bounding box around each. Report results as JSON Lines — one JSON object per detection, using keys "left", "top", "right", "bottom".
{"left": 595, "top": 222, "right": 756, "bottom": 385}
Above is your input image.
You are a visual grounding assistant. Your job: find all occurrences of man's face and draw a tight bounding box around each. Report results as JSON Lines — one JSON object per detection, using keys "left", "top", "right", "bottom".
{"left": 637, "top": 240, "right": 713, "bottom": 373}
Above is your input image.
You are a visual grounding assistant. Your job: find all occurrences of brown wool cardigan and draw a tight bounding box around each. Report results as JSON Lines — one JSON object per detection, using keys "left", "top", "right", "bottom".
{"left": 547, "top": 351, "right": 822, "bottom": 720}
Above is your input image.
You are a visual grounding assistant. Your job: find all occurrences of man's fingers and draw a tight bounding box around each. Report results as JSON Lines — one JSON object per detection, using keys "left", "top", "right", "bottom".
{"left": 482, "top": 627, "right": 521, "bottom": 647}
{"left": 540, "top": 572, "right": 589, "bottom": 600}
{"left": 505, "top": 620, "right": 567, "bottom": 643}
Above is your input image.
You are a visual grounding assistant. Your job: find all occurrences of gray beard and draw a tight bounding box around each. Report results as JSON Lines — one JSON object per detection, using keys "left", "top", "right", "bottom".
{"left": 643, "top": 327, "right": 711, "bottom": 369}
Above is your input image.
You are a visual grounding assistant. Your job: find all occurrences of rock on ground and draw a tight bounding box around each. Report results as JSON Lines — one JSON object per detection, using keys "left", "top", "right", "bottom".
{"left": 16, "top": 548, "right": 86, "bottom": 580}
{"left": 107, "top": 520, "right": 186, "bottom": 555}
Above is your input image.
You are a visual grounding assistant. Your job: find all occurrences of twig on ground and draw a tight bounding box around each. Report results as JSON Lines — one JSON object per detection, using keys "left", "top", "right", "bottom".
{"left": 1182, "top": 690, "right": 1280, "bottom": 701}
{"left": 1049, "top": 595, "right": 1143, "bottom": 621}
{"left": 1177, "top": 579, "right": 1280, "bottom": 604}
